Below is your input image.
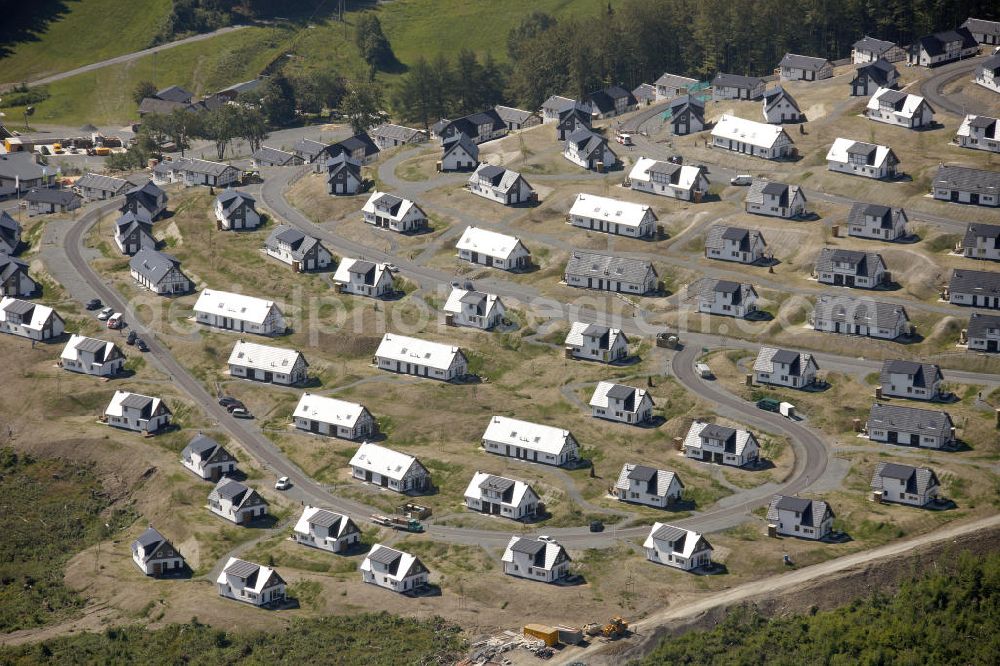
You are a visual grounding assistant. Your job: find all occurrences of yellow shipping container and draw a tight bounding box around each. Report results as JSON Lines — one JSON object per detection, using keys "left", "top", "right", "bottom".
{"left": 523, "top": 624, "right": 558, "bottom": 647}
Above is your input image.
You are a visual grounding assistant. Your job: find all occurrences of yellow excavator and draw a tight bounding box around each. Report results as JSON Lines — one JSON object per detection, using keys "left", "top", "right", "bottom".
{"left": 602, "top": 616, "right": 628, "bottom": 639}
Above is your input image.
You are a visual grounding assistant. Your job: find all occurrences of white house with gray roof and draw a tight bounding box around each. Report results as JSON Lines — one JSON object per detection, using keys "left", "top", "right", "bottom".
{"left": 251, "top": 146, "right": 302, "bottom": 168}
{"left": 494, "top": 105, "right": 541, "bottom": 131}
{"left": 959, "top": 222, "right": 1000, "bottom": 261}
{"left": 132, "top": 527, "right": 185, "bottom": 576}
{"left": 481, "top": 415, "right": 579, "bottom": 467}
{"left": 333, "top": 258, "right": 395, "bottom": 298}
{"left": 565, "top": 322, "right": 629, "bottom": 363}
{"left": 852, "top": 36, "right": 906, "bottom": 64}
{"left": 705, "top": 225, "right": 767, "bottom": 264}
{"left": 564, "top": 250, "right": 658, "bottom": 294}
{"left": 456, "top": 226, "right": 531, "bottom": 271}
{"left": 193, "top": 289, "right": 285, "bottom": 335}
{"left": 60, "top": 334, "right": 124, "bottom": 377}
{"left": 753, "top": 347, "right": 818, "bottom": 389}
{"left": 24, "top": 188, "right": 81, "bottom": 215}
{"left": 349, "top": 442, "right": 430, "bottom": 493}
{"left": 541, "top": 95, "right": 578, "bottom": 122}
{"left": 826, "top": 138, "right": 899, "bottom": 180}
{"left": 974, "top": 54, "right": 1000, "bottom": 93}
{"left": 440, "top": 134, "right": 479, "bottom": 171}
{"left": 711, "top": 115, "right": 794, "bottom": 159}
{"left": 629, "top": 157, "right": 708, "bottom": 201}
{"left": 880, "top": 360, "right": 943, "bottom": 401}
{"left": 644, "top": 524, "right": 713, "bottom": 571}
{"left": 655, "top": 73, "right": 698, "bottom": 101}
{"left": 847, "top": 202, "right": 908, "bottom": 241}
{"left": 871, "top": 462, "right": 941, "bottom": 507}
{"left": 293, "top": 393, "right": 374, "bottom": 440}
{"left": 361, "top": 544, "right": 429, "bottom": 593}
{"left": 264, "top": 225, "right": 332, "bottom": 271}
{"left": 956, "top": 114, "right": 1000, "bottom": 154}
{"left": 683, "top": 421, "right": 760, "bottom": 467}
{"left": 815, "top": 248, "right": 887, "bottom": 289}
{"left": 181, "top": 433, "right": 237, "bottom": 481}
{"left": 962, "top": 17, "right": 1000, "bottom": 45}
{"left": 468, "top": 164, "right": 535, "bottom": 205}
{"left": 968, "top": 312, "right": 1000, "bottom": 352}
{"left": 464, "top": 471, "right": 539, "bottom": 520}
{"left": 762, "top": 86, "right": 804, "bottom": 123}
{"left": 0, "top": 255, "right": 35, "bottom": 298}
{"left": 214, "top": 190, "right": 261, "bottom": 230}
{"left": 744, "top": 180, "right": 806, "bottom": 218}
{"left": 867, "top": 403, "right": 955, "bottom": 449}
{"left": 852, "top": 59, "right": 900, "bottom": 97}
{"left": 812, "top": 294, "right": 910, "bottom": 339}
{"left": 370, "top": 123, "right": 427, "bottom": 150}
{"left": 325, "top": 153, "right": 363, "bottom": 195}
{"left": 778, "top": 53, "right": 833, "bottom": 81}
{"left": 362, "top": 191, "right": 428, "bottom": 232}
{"left": 615, "top": 464, "right": 682, "bottom": 508}
{"left": 712, "top": 73, "right": 765, "bottom": 100}
{"left": 292, "top": 506, "right": 360, "bottom": 553}
{"left": 209, "top": 478, "right": 268, "bottom": 524}
{"left": 114, "top": 211, "right": 155, "bottom": 255}
{"left": 933, "top": 165, "right": 1000, "bottom": 208}
{"left": 443, "top": 285, "right": 505, "bottom": 330}
{"left": 766, "top": 495, "right": 834, "bottom": 539}
{"left": 375, "top": 332, "right": 467, "bottom": 380}
{"left": 0, "top": 297, "right": 64, "bottom": 341}
{"left": 699, "top": 280, "right": 758, "bottom": 318}
{"left": 228, "top": 340, "right": 307, "bottom": 385}
{"left": 948, "top": 269, "right": 1000, "bottom": 309}
{"left": 153, "top": 157, "right": 240, "bottom": 188}
{"left": 75, "top": 172, "right": 129, "bottom": 200}
{"left": 502, "top": 536, "right": 571, "bottom": 583}
{"left": 104, "top": 390, "right": 171, "bottom": 434}
{"left": 865, "top": 88, "right": 934, "bottom": 128}
{"left": 563, "top": 128, "right": 616, "bottom": 170}
{"left": 129, "top": 248, "right": 192, "bottom": 295}
{"left": 590, "top": 381, "right": 654, "bottom": 424}
{"left": 120, "top": 181, "right": 167, "bottom": 222}
{"left": 216, "top": 557, "right": 285, "bottom": 606}
{"left": 568, "top": 193, "right": 656, "bottom": 238}
{"left": 0, "top": 211, "right": 21, "bottom": 255}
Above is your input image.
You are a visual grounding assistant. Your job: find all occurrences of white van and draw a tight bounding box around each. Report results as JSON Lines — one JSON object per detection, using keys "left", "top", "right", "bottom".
{"left": 695, "top": 363, "right": 713, "bottom": 378}
{"left": 730, "top": 174, "right": 753, "bottom": 186}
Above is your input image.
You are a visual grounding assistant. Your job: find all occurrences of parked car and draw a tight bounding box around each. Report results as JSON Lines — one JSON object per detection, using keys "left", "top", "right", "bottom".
{"left": 231, "top": 407, "right": 252, "bottom": 419}
{"left": 97, "top": 307, "right": 114, "bottom": 320}
{"left": 668, "top": 154, "right": 683, "bottom": 164}
{"left": 756, "top": 398, "right": 781, "bottom": 413}
{"left": 85, "top": 298, "right": 103, "bottom": 310}
{"left": 218, "top": 396, "right": 242, "bottom": 408}
{"left": 106, "top": 313, "right": 124, "bottom": 329}
{"left": 126, "top": 330, "right": 137, "bottom": 345}
{"left": 589, "top": 520, "right": 605, "bottom": 533}
{"left": 135, "top": 338, "right": 148, "bottom": 352}
{"left": 730, "top": 174, "right": 753, "bottom": 186}
{"left": 225, "top": 402, "right": 247, "bottom": 413}
{"left": 275, "top": 476, "right": 291, "bottom": 490}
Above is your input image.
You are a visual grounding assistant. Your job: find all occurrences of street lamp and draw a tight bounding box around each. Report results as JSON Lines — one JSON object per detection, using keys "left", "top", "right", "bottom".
{"left": 23, "top": 105, "right": 34, "bottom": 132}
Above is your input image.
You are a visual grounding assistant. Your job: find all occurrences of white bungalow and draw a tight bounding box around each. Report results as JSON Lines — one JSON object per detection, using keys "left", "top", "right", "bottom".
{"left": 467, "top": 164, "right": 535, "bottom": 205}
{"left": 933, "top": 165, "right": 1000, "bottom": 208}
{"left": 865, "top": 88, "right": 934, "bottom": 128}
{"left": 826, "top": 138, "right": 899, "bottom": 180}
{"left": 129, "top": 248, "right": 192, "bottom": 295}
{"left": 778, "top": 53, "right": 833, "bottom": 81}
{"left": 705, "top": 225, "right": 767, "bottom": 264}
{"left": 60, "top": 334, "right": 124, "bottom": 377}
{"left": 766, "top": 495, "right": 834, "bottom": 540}
{"left": 455, "top": 226, "right": 531, "bottom": 271}
{"left": 711, "top": 115, "right": 794, "bottom": 159}
{"left": 293, "top": 393, "right": 375, "bottom": 440}
{"left": 104, "top": 391, "right": 171, "bottom": 434}
{"left": 349, "top": 441, "right": 430, "bottom": 494}
{"left": 564, "top": 321, "right": 628, "bottom": 363}
{"left": 614, "top": 464, "right": 683, "bottom": 508}
{"left": 589, "top": 382, "right": 654, "bottom": 424}
{"left": 812, "top": 294, "right": 911, "bottom": 340}
{"left": 214, "top": 190, "right": 261, "bottom": 230}
{"left": 228, "top": 340, "right": 307, "bottom": 385}
{"left": 208, "top": 477, "right": 268, "bottom": 524}
{"left": 263, "top": 226, "right": 332, "bottom": 272}
{"left": 870, "top": 462, "right": 941, "bottom": 507}
{"left": 852, "top": 36, "right": 906, "bottom": 64}
{"left": 362, "top": 191, "right": 428, "bottom": 233}
{"left": 361, "top": 544, "right": 429, "bottom": 593}
{"left": 564, "top": 251, "right": 659, "bottom": 295}
{"left": 880, "top": 360, "right": 944, "bottom": 401}
{"left": 568, "top": 193, "right": 656, "bottom": 239}
{"left": 502, "top": 536, "right": 571, "bottom": 583}
{"left": 443, "top": 285, "right": 505, "bottom": 330}
{"left": 744, "top": 180, "right": 806, "bottom": 218}
{"left": 753, "top": 347, "right": 818, "bottom": 389}
{"left": 292, "top": 506, "right": 361, "bottom": 553}
{"left": 333, "top": 258, "right": 395, "bottom": 298}
{"left": 193, "top": 289, "right": 285, "bottom": 336}
{"left": 698, "top": 280, "right": 758, "bottom": 318}
{"left": 628, "top": 157, "right": 709, "bottom": 202}
{"left": 866, "top": 403, "right": 955, "bottom": 449}
{"left": 643, "top": 523, "right": 713, "bottom": 571}
{"left": 974, "top": 54, "right": 1000, "bottom": 93}
{"left": 683, "top": 421, "right": 760, "bottom": 467}
{"left": 847, "top": 203, "right": 908, "bottom": 241}
{"left": 481, "top": 415, "right": 579, "bottom": 467}
{"left": 113, "top": 212, "right": 155, "bottom": 255}
{"left": 131, "top": 527, "right": 185, "bottom": 576}
{"left": 956, "top": 114, "right": 1000, "bottom": 154}
{"left": 180, "top": 433, "right": 238, "bottom": 481}
{"left": 374, "top": 332, "right": 468, "bottom": 381}
{"left": 563, "top": 128, "right": 616, "bottom": 170}
{"left": 0, "top": 297, "right": 64, "bottom": 341}
{"left": 762, "top": 86, "right": 805, "bottom": 123}
{"left": 216, "top": 558, "right": 286, "bottom": 606}
{"left": 464, "top": 471, "right": 540, "bottom": 520}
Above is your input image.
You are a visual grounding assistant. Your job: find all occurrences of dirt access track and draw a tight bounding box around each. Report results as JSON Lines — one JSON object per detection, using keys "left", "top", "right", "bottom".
{"left": 555, "top": 513, "right": 1000, "bottom": 665}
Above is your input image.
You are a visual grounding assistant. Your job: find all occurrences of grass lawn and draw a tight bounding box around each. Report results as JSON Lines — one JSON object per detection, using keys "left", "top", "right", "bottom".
{"left": 0, "top": 0, "right": 173, "bottom": 83}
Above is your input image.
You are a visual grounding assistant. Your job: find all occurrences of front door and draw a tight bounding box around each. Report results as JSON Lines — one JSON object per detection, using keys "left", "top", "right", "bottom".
{"left": 263, "top": 371, "right": 272, "bottom": 382}
{"left": 888, "top": 431, "right": 898, "bottom": 444}
{"left": 471, "top": 252, "right": 479, "bottom": 263}
{"left": 833, "top": 274, "right": 844, "bottom": 286}
{"left": 988, "top": 340, "right": 999, "bottom": 352}
{"left": 846, "top": 276, "right": 855, "bottom": 287}
{"left": 712, "top": 452, "right": 723, "bottom": 463}
{"left": 153, "top": 562, "right": 162, "bottom": 575}
{"left": 971, "top": 193, "right": 980, "bottom": 205}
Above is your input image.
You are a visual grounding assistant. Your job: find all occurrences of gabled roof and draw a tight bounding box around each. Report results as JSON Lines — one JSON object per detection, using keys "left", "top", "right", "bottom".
{"left": 683, "top": 420, "right": 757, "bottom": 456}
{"left": 879, "top": 359, "right": 942, "bottom": 388}
{"left": 962, "top": 17, "right": 1000, "bottom": 37}
{"left": 815, "top": 248, "right": 885, "bottom": 278}
{"left": 766, "top": 495, "right": 834, "bottom": 526}
{"left": 853, "top": 36, "right": 899, "bottom": 54}
{"left": 855, "top": 58, "right": 898, "bottom": 86}
{"left": 565, "top": 127, "right": 609, "bottom": 156}
{"left": 967, "top": 312, "right": 1000, "bottom": 338}
{"left": 913, "top": 27, "right": 977, "bottom": 56}
{"left": 229, "top": 340, "right": 305, "bottom": 373}
{"left": 502, "top": 536, "right": 570, "bottom": 569}
{"left": 217, "top": 557, "right": 284, "bottom": 593}
{"left": 464, "top": 471, "right": 536, "bottom": 508}
{"left": 590, "top": 381, "right": 652, "bottom": 413}
{"left": 216, "top": 189, "right": 255, "bottom": 217}
{"left": 129, "top": 248, "right": 185, "bottom": 284}
{"left": 933, "top": 165, "right": 1000, "bottom": 196}
{"left": 779, "top": 53, "right": 831, "bottom": 71}
{"left": 705, "top": 224, "right": 765, "bottom": 252}
{"left": 565, "top": 250, "right": 656, "bottom": 284}
{"left": 871, "top": 462, "right": 940, "bottom": 497}
{"left": 60, "top": 334, "right": 121, "bottom": 365}
{"left": 0, "top": 254, "right": 30, "bottom": 284}
{"left": 0, "top": 297, "right": 59, "bottom": 330}
{"left": 456, "top": 226, "right": 526, "bottom": 261}
{"left": 156, "top": 85, "right": 193, "bottom": 103}
{"left": 163, "top": 157, "right": 237, "bottom": 177}
{"left": 349, "top": 442, "right": 425, "bottom": 482}
{"left": 210, "top": 477, "right": 266, "bottom": 511}
{"left": 763, "top": 86, "right": 801, "bottom": 113}
{"left": 182, "top": 433, "right": 226, "bottom": 462}
{"left": 867, "top": 87, "right": 931, "bottom": 119}
{"left": 957, "top": 114, "right": 999, "bottom": 139}
{"left": 361, "top": 544, "right": 427, "bottom": 581}
{"left": 868, "top": 402, "right": 954, "bottom": 439}
{"left": 949, "top": 268, "right": 1000, "bottom": 296}
{"left": 745, "top": 179, "right": 803, "bottom": 207}
{"left": 264, "top": 224, "right": 322, "bottom": 260}
{"left": 469, "top": 163, "right": 529, "bottom": 195}
{"left": 494, "top": 105, "right": 538, "bottom": 125}
{"left": 252, "top": 146, "right": 299, "bottom": 165}
{"left": 375, "top": 332, "right": 463, "bottom": 371}
{"left": 586, "top": 85, "right": 638, "bottom": 114}
{"left": 293, "top": 393, "right": 367, "bottom": 427}
{"left": 294, "top": 506, "right": 356, "bottom": 539}
{"left": 753, "top": 346, "right": 816, "bottom": 376}
{"left": 847, "top": 202, "right": 906, "bottom": 230}
{"left": 712, "top": 73, "right": 765, "bottom": 89}
{"left": 131, "top": 527, "right": 178, "bottom": 564}
{"left": 442, "top": 133, "right": 479, "bottom": 161}
{"left": 24, "top": 188, "right": 80, "bottom": 206}
{"left": 0, "top": 152, "right": 51, "bottom": 182}
{"left": 826, "top": 138, "right": 896, "bottom": 168}
{"left": 333, "top": 257, "right": 392, "bottom": 288}
{"left": 565, "top": 321, "right": 628, "bottom": 350}
{"left": 331, "top": 133, "right": 379, "bottom": 159}
{"left": 614, "top": 463, "right": 680, "bottom": 497}
{"left": 812, "top": 294, "right": 909, "bottom": 329}
{"left": 76, "top": 172, "right": 129, "bottom": 193}
{"left": 106, "top": 390, "right": 170, "bottom": 419}
{"left": 443, "top": 286, "right": 503, "bottom": 318}
{"left": 629, "top": 157, "right": 706, "bottom": 192}
{"left": 711, "top": 115, "right": 790, "bottom": 150}
{"left": 193, "top": 289, "right": 279, "bottom": 326}
{"left": 371, "top": 123, "right": 425, "bottom": 142}
{"left": 569, "top": 193, "right": 655, "bottom": 228}
{"left": 655, "top": 73, "right": 698, "bottom": 88}
{"left": 644, "top": 522, "right": 712, "bottom": 558}
{"left": 482, "top": 415, "right": 576, "bottom": 456}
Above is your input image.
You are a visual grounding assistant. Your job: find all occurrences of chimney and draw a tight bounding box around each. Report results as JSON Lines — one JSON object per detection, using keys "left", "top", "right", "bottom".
{"left": 875, "top": 386, "right": 882, "bottom": 399}
{"left": 853, "top": 418, "right": 863, "bottom": 433}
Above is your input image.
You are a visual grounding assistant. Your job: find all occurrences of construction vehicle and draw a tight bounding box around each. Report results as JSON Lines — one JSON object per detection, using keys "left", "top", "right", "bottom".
{"left": 602, "top": 616, "right": 629, "bottom": 639}
{"left": 370, "top": 514, "right": 424, "bottom": 533}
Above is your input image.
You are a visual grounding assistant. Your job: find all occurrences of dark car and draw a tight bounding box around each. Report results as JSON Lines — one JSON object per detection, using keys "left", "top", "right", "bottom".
{"left": 668, "top": 154, "right": 683, "bottom": 164}
{"left": 85, "top": 298, "right": 103, "bottom": 310}
{"left": 135, "top": 338, "right": 148, "bottom": 352}
{"left": 589, "top": 520, "right": 605, "bottom": 533}
{"left": 218, "top": 396, "right": 242, "bottom": 408}
{"left": 126, "top": 330, "right": 137, "bottom": 345}
{"left": 756, "top": 398, "right": 781, "bottom": 413}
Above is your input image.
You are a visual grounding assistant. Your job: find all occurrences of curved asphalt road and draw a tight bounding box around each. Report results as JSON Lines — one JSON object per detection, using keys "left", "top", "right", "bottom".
{"left": 918, "top": 55, "right": 991, "bottom": 117}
